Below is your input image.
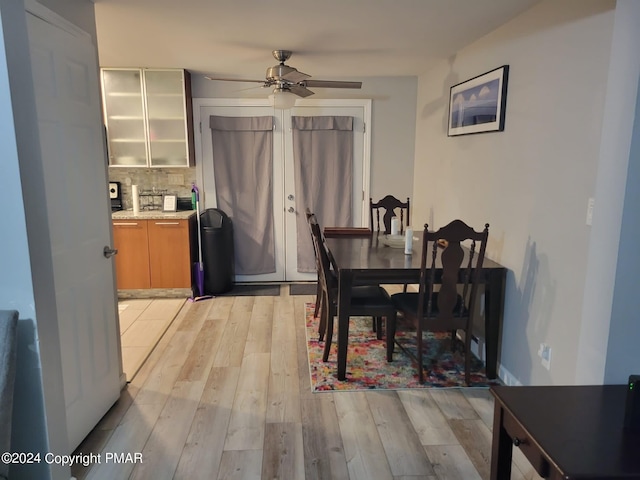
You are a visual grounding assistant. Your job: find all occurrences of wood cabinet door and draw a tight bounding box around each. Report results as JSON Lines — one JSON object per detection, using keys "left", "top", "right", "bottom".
{"left": 112, "top": 220, "right": 151, "bottom": 289}
{"left": 147, "top": 219, "right": 191, "bottom": 288}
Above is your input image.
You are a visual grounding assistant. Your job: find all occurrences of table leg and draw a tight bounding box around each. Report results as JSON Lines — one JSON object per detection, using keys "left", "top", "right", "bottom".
{"left": 484, "top": 268, "right": 506, "bottom": 379}
{"left": 490, "top": 401, "right": 513, "bottom": 480}
{"left": 337, "top": 270, "right": 353, "bottom": 381}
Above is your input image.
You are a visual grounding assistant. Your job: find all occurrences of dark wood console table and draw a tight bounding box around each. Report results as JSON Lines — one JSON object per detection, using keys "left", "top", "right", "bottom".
{"left": 490, "top": 385, "right": 640, "bottom": 479}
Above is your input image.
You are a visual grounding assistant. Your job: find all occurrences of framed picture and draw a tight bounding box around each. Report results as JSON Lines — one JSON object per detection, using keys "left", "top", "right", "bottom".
{"left": 448, "top": 65, "right": 509, "bottom": 136}
{"left": 162, "top": 194, "right": 177, "bottom": 212}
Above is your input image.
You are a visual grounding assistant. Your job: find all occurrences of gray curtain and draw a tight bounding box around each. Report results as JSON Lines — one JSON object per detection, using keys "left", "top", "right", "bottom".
{"left": 210, "top": 115, "right": 275, "bottom": 275}
{"left": 292, "top": 116, "right": 354, "bottom": 272}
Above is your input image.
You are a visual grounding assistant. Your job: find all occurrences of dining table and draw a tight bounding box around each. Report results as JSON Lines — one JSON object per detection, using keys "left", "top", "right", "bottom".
{"left": 325, "top": 230, "right": 507, "bottom": 381}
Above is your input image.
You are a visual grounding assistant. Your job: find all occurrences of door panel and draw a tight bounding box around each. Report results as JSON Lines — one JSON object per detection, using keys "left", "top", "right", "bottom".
{"left": 27, "top": 9, "right": 121, "bottom": 450}
{"left": 194, "top": 99, "right": 370, "bottom": 282}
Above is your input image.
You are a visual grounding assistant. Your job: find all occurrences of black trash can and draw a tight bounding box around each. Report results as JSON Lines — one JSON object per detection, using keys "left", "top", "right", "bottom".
{"left": 200, "top": 208, "right": 235, "bottom": 294}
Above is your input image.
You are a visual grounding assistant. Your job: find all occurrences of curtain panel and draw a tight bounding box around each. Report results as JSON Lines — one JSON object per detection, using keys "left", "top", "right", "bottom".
{"left": 292, "top": 116, "right": 354, "bottom": 272}
{"left": 209, "top": 115, "right": 275, "bottom": 275}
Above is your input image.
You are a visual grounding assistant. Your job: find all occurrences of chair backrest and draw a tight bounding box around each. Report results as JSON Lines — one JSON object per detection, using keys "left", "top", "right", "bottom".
{"left": 417, "top": 220, "right": 489, "bottom": 326}
{"left": 306, "top": 211, "right": 337, "bottom": 296}
{"left": 370, "top": 195, "right": 410, "bottom": 234}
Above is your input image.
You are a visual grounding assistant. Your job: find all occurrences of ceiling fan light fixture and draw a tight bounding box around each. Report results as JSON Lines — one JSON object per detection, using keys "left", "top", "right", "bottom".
{"left": 269, "top": 89, "right": 297, "bottom": 109}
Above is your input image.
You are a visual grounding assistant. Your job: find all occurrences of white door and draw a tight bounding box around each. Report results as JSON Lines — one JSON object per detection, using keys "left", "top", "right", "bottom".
{"left": 194, "top": 99, "right": 370, "bottom": 282}
{"left": 26, "top": 5, "right": 122, "bottom": 450}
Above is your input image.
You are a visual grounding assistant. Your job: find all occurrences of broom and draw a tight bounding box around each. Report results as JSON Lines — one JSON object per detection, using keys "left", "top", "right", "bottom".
{"left": 189, "top": 184, "right": 212, "bottom": 302}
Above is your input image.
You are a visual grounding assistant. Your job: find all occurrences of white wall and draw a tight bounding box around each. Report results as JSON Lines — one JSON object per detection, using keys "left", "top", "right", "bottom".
{"left": 413, "top": 0, "right": 619, "bottom": 385}
{"left": 191, "top": 75, "right": 417, "bottom": 213}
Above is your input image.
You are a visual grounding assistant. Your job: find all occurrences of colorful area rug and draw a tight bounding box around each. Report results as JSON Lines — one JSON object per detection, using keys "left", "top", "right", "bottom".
{"left": 305, "top": 303, "right": 499, "bottom": 391}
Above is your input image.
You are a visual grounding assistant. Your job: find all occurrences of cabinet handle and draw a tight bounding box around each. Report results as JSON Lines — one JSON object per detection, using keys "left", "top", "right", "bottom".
{"left": 154, "top": 222, "right": 180, "bottom": 225}
{"left": 113, "top": 222, "right": 138, "bottom": 226}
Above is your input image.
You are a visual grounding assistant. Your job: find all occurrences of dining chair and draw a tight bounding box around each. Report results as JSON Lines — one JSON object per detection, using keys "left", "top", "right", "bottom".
{"left": 305, "top": 209, "right": 327, "bottom": 329}
{"left": 370, "top": 195, "right": 410, "bottom": 234}
{"left": 386, "top": 219, "right": 489, "bottom": 385}
{"left": 308, "top": 212, "right": 397, "bottom": 362}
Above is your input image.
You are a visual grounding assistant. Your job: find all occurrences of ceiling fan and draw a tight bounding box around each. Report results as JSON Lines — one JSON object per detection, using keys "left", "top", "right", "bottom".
{"left": 205, "top": 50, "right": 362, "bottom": 108}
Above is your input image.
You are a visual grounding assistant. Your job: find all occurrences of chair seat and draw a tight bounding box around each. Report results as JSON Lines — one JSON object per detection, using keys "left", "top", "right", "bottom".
{"left": 391, "top": 292, "right": 465, "bottom": 317}
{"left": 350, "top": 285, "right": 396, "bottom": 310}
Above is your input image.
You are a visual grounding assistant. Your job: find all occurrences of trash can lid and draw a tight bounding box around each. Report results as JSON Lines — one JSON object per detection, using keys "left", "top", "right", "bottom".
{"left": 201, "top": 208, "right": 229, "bottom": 228}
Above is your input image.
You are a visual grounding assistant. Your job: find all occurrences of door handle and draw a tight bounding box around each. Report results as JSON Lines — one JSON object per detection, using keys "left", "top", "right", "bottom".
{"left": 103, "top": 246, "right": 118, "bottom": 258}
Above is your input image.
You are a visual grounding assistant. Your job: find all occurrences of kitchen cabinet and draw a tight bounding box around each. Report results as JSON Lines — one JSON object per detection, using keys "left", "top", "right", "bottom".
{"left": 112, "top": 215, "right": 196, "bottom": 289}
{"left": 101, "top": 68, "right": 195, "bottom": 167}
{"left": 112, "top": 220, "right": 151, "bottom": 289}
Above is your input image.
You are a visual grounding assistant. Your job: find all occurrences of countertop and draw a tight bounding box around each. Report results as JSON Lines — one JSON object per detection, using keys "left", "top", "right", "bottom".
{"left": 112, "top": 210, "right": 196, "bottom": 220}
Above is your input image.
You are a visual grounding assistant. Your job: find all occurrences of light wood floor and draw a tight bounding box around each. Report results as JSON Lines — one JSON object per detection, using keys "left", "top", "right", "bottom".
{"left": 74, "top": 286, "right": 542, "bottom": 480}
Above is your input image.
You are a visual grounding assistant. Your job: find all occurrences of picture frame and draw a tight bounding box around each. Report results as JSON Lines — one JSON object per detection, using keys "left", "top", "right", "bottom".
{"left": 448, "top": 65, "right": 509, "bottom": 136}
{"left": 162, "top": 194, "right": 177, "bottom": 212}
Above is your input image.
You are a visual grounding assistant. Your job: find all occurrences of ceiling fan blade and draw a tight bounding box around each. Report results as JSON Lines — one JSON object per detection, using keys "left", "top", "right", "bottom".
{"left": 205, "top": 76, "right": 266, "bottom": 84}
{"left": 281, "top": 69, "right": 311, "bottom": 84}
{"left": 288, "top": 84, "right": 314, "bottom": 98}
{"left": 303, "top": 80, "right": 362, "bottom": 89}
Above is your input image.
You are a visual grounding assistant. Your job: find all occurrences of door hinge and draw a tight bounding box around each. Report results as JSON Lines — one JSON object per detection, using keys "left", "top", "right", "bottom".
{"left": 199, "top": 122, "right": 202, "bottom": 133}
{"left": 363, "top": 122, "right": 366, "bottom": 133}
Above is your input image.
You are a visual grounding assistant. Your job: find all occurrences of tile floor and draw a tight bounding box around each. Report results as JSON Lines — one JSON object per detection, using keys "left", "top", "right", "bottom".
{"left": 117, "top": 297, "right": 186, "bottom": 381}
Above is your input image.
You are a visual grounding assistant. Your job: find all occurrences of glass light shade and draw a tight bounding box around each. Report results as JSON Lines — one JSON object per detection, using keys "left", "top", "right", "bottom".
{"left": 269, "top": 90, "right": 297, "bottom": 109}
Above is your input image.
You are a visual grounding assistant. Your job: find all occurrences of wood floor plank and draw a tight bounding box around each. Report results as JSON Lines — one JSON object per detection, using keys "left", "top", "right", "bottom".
{"left": 261, "top": 422, "right": 305, "bottom": 479}
{"left": 367, "top": 391, "right": 435, "bottom": 477}
{"left": 85, "top": 402, "right": 165, "bottom": 480}
{"left": 398, "top": 390, "right": 459, "bottom": 446}
{"left": 334, "top": 391, "right": 394, "bottom": 479}
{"left": 214, "top": 296, "right": 254, "bottom": 367}
{"left": 244, "top": 296, "right": 274, "bottom": 354}
{"left": 267, "top": 295, "right": 301, "bottom": 423}
{"left": 294, "top": 296, "right": 314, "bottom": 398}
{"left": 173, "top": 366, "right": 240, "bottom": 480}
{"left": 301, "top": 394, "right": 349, "bottom": 480}
{"left": 449, "top": 418, "right": 492, "bottom": 480}
{"left": 429, "top": 389, "right": 480, "bottom": 420}
{"left": 424, "top": 445, "right": 482, "bottom": 480}
{"left": 224, "top": 352, "right": 270, "bottom": 451}
{"left": 462, "top": 388, "right": 495, "bottom": 429}
{"left": 216, "top": 450, "right": 263, "bottom": 480}
{"left": 177, "top": 318, "right": 224, "bottom": 382}
{"left": 129, "top": 380, "right": 205, "bottom": 480}
{"left": 132, "top": 330, "right": 197, "bottom": 406}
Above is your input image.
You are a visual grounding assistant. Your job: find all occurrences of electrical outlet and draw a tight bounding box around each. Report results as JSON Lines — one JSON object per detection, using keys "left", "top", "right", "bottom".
{"left": 586, "top": 197, "right": 595, "bottom": 226}
{"left": 538, "top": 343, "right": 551, "bottom": 370}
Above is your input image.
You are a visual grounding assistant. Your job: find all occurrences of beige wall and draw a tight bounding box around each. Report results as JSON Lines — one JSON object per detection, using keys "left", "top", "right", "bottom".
{"left": 412, "top": 0, "right": 619, "bottom": 385}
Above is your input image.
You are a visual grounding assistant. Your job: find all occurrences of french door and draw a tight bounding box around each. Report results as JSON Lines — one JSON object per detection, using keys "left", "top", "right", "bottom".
{"left": 194, "top": 98, "right": 371, "bottom": 282}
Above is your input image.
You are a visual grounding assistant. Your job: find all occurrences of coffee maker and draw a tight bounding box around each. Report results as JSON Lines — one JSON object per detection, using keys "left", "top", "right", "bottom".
{"left": 109, "top": 182, "right": 123, "bottom": 211}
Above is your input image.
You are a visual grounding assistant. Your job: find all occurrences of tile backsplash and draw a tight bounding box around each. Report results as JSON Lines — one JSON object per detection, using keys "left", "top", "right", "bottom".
{"left": 109, "top": 167, "right": 197, "bottom": 210}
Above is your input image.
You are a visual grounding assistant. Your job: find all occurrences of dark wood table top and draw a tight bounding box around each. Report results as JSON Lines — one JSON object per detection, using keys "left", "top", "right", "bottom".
{"left": 491, "top": 385, "right": 640, "bottom": 478}
{"left": 326, "top": 232, "right": 505, "bottom": 274}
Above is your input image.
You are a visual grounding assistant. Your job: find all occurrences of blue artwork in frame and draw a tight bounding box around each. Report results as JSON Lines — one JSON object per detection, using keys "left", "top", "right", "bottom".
{"left": 448, "top": 65, "right": 509, "bottom": 136}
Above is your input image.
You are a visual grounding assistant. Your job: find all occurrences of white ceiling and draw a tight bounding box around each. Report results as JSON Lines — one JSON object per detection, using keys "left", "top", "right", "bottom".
{"left": 94, "top": 0, "right": 541, "bottom": 82}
